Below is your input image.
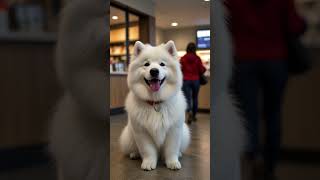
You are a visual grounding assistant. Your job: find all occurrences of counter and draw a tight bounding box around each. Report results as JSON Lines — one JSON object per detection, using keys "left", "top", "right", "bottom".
{"left": 110, "top": 73, "right": 129, "bottom": 109}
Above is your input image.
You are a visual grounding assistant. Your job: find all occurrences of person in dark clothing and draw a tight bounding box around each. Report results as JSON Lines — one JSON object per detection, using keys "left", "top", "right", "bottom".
{"left": 226, "top": 0, "right": 306, "bottom": 179}
{"left": 180, "top": 42, "right": 206, "bottom": 124}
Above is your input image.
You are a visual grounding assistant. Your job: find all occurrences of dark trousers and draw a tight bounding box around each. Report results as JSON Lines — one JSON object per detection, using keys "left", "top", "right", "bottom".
{"left": 182, "top": 80, "right": 200, "bottom": 117}
{"left": 230, "top": 60, "right": 288, "bottom": 174}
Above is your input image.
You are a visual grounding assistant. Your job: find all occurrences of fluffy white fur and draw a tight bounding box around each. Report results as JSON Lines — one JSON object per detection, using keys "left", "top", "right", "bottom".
{"left": 119, "top": 41, "right": 190, "bottom": 170}
{"left": 49, "top": 0, "right": 107, "bottom": 180}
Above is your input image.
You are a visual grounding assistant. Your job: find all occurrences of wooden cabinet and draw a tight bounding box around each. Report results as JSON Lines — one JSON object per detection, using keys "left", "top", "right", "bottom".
{"left": 0, "top": 43, "right": 61, "bottom": 148}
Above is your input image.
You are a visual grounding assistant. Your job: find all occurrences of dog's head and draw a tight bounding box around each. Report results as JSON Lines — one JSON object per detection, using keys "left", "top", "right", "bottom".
{"left": 127, "top": 41, "right": 183, "bottom": 101}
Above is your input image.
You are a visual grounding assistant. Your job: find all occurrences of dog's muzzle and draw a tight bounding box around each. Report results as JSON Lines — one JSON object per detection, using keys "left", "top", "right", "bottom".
{"left": 144, "top": 77, "right": 166, "bottom": 92}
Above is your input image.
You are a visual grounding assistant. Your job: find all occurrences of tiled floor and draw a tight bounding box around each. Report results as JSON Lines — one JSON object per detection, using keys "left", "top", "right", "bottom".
{"left": 110, "top": 113, "right": 211, "bottom": 180}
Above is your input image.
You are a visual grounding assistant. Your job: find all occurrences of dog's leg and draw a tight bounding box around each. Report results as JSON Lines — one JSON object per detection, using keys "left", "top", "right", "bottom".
{"left": 180, "top": 123, "right": 190, "bottom": 154}
{"left": 132, "top": 126, "right": 158, "bottom": 171}
{"left": 119, "top": 125, "right": 139, "bottom": 158}
{"left": 164, "top": 125, "right": 183, "bottom": 170}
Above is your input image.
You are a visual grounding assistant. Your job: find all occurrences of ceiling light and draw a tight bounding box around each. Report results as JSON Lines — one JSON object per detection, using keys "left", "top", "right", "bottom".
{"left": 171, "top": 22, "right": 178, "bottom": 27}
{"left": 112, "top": 16, "right": 118, "bottom": 20}
{"left": 204, "top": 0, "right": 210, "bottom": 1}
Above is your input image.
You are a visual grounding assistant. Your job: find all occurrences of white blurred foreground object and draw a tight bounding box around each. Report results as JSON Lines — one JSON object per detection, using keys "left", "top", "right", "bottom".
{"left": 212, "top": 0, "right": 245, "bottom": 180}
{"left": 49, "top": 0, "right": 107, "bottom": 180}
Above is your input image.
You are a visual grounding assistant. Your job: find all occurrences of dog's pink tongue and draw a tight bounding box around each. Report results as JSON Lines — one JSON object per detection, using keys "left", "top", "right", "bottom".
{"left": 150, "top": 81, "right": 160, "bottom": 92}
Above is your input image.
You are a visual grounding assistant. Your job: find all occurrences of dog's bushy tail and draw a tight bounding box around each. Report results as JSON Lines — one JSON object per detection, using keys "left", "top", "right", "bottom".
{"left": 212, "top": 1, "right": 246, "bottom": 180}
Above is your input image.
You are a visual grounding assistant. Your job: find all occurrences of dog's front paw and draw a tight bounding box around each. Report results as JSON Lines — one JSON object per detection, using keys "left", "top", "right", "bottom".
{"left": 166, "top": 159, "right": 181, "bottom": 170}
{"left": 141, "top": 158, "right": 157, "bottom": 171}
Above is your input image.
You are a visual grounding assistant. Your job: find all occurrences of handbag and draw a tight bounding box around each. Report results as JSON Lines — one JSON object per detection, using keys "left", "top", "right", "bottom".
{"left": 199, "top": 74, "right": 208, "bottom": 85}
{"left": 287, "top": 36, "right": 312, "bottom": 75}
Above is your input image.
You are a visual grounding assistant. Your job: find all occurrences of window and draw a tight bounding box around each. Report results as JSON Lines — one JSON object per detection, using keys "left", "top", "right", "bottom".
{"left": 110, "top": 5, "right": 140, "bottom": 73}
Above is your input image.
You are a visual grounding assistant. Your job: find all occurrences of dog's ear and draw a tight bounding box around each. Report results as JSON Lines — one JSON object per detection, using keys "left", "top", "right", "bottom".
{"left": 133, "top": 41, "right": 145, "bottom": 57}
{"left": 164, "top": 40, "right": 177, "bottom": 57}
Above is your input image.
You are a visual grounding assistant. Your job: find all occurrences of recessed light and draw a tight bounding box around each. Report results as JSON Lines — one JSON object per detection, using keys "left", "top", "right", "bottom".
{"left": 204, "top": 0, "right": 210, "bottom": 1}
{"left": 171, "top": 22, "right": 178, "bottom": 27}
{"left": 112, "top": 16, "right": 118, "bottom": 20}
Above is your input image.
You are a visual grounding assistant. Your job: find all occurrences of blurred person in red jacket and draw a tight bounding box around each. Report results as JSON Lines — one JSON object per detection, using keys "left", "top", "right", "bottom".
{"left": 226, "top": 0, "right": 307, "bottom": 179}
{"left": 180, "top": 42, "right": 206, "bottom": 124}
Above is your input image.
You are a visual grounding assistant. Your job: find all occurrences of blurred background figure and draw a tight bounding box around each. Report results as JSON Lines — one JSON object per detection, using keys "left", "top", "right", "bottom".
{"left": 226, "top": 0, "right": 307, "bottom": 179}
{"left": 180, "top": 42, "right": 206, "bottom": 124}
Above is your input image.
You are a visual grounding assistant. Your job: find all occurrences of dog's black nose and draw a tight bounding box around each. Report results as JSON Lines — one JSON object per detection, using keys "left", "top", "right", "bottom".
{"left": 150, "top": 68, "right": 159, "bottom": 77}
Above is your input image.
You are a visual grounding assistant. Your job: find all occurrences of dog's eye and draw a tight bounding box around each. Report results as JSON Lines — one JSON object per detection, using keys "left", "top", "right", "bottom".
{"left": 144, "top": 62, "right": 150, "bottom": 67}
{"left": 160, "top": 62, "right": 165, "bottom": 66}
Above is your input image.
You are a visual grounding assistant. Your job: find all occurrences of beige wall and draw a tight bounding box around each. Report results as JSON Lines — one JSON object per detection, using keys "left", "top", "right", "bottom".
{"left": 156, "top": 28, "right": 164, "bottom": 45}
{"left": 157, "top": 25, "right": 210, "bottom": 51}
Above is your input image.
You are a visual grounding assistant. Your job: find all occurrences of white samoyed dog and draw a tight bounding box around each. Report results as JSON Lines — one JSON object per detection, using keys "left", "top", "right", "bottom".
{"left": 119, "top": 41, "right": 190, "bottom": 171}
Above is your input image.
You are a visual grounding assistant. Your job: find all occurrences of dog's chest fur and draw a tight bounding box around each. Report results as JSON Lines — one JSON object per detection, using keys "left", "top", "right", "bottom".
{"left": 126, "top": 91, "right": 186, "bottom": 148}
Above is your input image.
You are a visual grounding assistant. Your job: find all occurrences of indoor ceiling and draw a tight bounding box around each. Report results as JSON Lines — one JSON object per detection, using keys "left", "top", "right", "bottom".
{"left": 110, "top": 6, "right": 139, "bottom": 26}
{"left": 110, "top": 6, "right": 125, "bottom": 25}
{"left": 154, "top": 0, "right": 210, "bottom": 29}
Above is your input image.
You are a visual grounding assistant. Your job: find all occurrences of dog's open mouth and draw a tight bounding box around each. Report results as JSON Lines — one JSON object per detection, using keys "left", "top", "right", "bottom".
{"left": 144, "top": 77, "right": 166, "bottom": 92}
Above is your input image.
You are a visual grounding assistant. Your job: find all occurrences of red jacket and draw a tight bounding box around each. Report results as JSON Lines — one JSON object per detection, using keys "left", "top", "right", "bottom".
{"left": 225, "top": 0, "right": 306, "bottom": 61}
{"left": 180, "top": 53, "right": 206, "bottom": 81}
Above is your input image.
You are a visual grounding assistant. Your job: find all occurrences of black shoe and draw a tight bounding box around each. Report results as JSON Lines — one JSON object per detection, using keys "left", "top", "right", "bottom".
{"left": 186, "top": 112, "right": 192, "bottom": 124}
{"left": 192, "top": 116, "right": 197, "bottom": 122}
